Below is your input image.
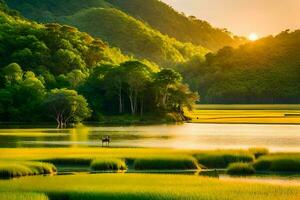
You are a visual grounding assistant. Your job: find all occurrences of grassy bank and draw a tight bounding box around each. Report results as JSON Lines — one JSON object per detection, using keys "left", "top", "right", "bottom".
{"left": 190, "top": 104, "right": 300, "bottom": 124}
{"left": 254, "top": 154, "right": 300, "bottom": 172}
{"left": 91, "top": 158, "right": 127, "bottom": 171}
{"left": 194, "top": 150, "right": 255, "bottom": 168}
{"left": 227, "top": 163, "right": 256, "bottom": 175}
{"left": 2, "top": 148, "right": 300, "bottom": 174}
{"left": 0, "top": 162, "right": 56, "bottom": 178}
{"left": 0, "top": 174, "right": 299, "bottom": 200}
{"left": 0, "top": 192, "right": 49, "bottom": 200}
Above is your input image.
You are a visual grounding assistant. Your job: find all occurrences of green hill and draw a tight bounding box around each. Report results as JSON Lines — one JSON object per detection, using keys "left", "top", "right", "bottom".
{"left": 106, "top": 0, "right": 246, "bottom": 51}
{"left": 0, "top": 1, "right": 128, "bottom": 80}
{"left": 0, "top": 3, "right": 197, "bottom": 123}
{"left": 5, "top": 0, "right": 209, "bottom": 67}
{"left": 180, "top": 30, "right": 300, "bottom": 103}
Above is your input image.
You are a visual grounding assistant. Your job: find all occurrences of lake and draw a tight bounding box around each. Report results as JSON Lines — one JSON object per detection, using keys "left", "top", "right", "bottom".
{"left": 1, "top": 123, "right": 300, "bottom": 152}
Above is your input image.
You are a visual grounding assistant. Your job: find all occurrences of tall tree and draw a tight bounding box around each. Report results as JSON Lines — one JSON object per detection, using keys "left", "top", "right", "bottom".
{"left": 121, "top": 61, "right": 152, "bottom": 115}
{"left": 43, "top": 89, "right": 91, "bottom": 128}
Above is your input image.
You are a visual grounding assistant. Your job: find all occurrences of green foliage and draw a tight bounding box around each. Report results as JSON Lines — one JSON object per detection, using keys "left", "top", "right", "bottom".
{"left": 194, "top": 151, "right": 254, "bottom": 169}
{"left": 0, "top": 6, "right": 197, "bottom": 124}
{"left": 180, "top": 31, "right": 300, "bottom": 103}
{"left": 227, "top": 162, "right": 255, "bottom": 176}
{"left": 0, "top": 162, "right": 56, "bottom": 178}
{"left": 90, "top": 158, "right": 127, "bottom": 171}
{"left": 133, "top": 156, "right": 199, "bottom": 170}
{"left": 43, "top": 89, "right": 92, "bottom": 128}
{"left": 81, "top": 61, "right": 197, "bottom": 119}
{"left": 253, "top": 155, "right": 300, "bottom": 172}
{"left": 6, "top": 0, "right": 209, "bottom": 67}
{"left": 106, "top": 0, "right": 246, "bottom": 51}
{"left": 0, "top": 10, "right": 127, "bottom": 76}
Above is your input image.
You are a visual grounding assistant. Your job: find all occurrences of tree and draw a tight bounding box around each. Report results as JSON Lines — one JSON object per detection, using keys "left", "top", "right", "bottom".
{"left": 121, "top": 61, "right": 152, "bottom": 115}
{"left": 103, "top": 66, "right": 125, "bottom": 114}
{"left": 154, "top": 68, "right": 182, "bottom": 109}
{"left": 66, "top": 69, "right": 87, "bottom": 89}
{"left": 2, "top": 63, "right": 23, "bottom": 86}
{"left": 43, "top": 89, "right": 91, "bottom": 128}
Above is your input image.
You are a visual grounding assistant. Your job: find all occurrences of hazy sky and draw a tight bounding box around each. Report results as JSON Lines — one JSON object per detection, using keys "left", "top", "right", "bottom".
{"left": 162, "top": 0, "right": 300, "bottom": 37}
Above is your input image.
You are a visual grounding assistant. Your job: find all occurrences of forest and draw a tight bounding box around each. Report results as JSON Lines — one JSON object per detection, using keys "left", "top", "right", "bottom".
{"left": 0, "top": 2, "right": 197, "bottom": 125}
{"left": 5, "top": 0, "right": 300, "bottom": 105}
{"left": 1, "top": 0, "right": 300, "bottom": 125}
{"left": 179, "top": 30, "right": 300, "bottom": 103}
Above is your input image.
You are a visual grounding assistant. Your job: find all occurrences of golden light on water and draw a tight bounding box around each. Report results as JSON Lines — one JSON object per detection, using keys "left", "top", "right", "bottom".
{"left": 248, "top": 33, "right": 259, "bottom": 41}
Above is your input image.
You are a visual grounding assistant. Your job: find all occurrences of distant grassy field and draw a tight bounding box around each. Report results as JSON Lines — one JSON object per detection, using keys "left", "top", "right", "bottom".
{"left": 189, "top": 104, "right": 300, "bottom": 124}
{"left": 1, "top": 173, "right": 300, "bottom": 200}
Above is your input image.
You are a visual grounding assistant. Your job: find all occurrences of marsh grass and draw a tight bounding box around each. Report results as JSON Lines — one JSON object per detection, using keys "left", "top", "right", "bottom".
{"left": 0, "top": 192, "right": 49, "bottom": 200}
{"left": 90, "top": 159, "right": 127, "bottom": 171}
{"left": 133, "top": 156, "right": 199, "bottom": 170}
{"left": 254, "top": 155, "right": 300, "bottom": 172}
{"left": 194, "top": 151, "right": 254, "bottom": 169}
{"left": 0, "top": 174, "right": 299, "bottom": 200}
{"left": 190, "top": 105, "right": 300, "bottom": 124}
{"left": 227, "top": 162, "right": 255, "bottom": 176}
{"left": 249, "top": 148, "right": 269, "bottom": 158}
{"left": 0, "top": 162, "right": 56, "bottom": 178}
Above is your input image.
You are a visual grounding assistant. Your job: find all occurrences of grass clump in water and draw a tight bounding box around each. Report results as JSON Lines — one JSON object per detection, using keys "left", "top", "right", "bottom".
{"left": 249, "top": 147, "right": 269, "bottom": 158}
{"left": 0, "top": 162, "right": 56, "bottom": 178}
{"left": 194, "top": 150, "right": 254, "bottom": 169}
{"left": 253, "top": 155, "right": 300, "bottom": 172}
{"left": 227, "top": 162, "right": 255, "bottom": 176}
{"left": 90, "top": 159, "right": 127, "bottom": 171}
{"left": 133, "top": 156, "right": 199, "bottom": 170}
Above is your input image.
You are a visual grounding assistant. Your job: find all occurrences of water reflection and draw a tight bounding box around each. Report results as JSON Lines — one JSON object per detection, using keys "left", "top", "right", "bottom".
{"left": 0, "top": 123, "right": 300, "bottom": 151}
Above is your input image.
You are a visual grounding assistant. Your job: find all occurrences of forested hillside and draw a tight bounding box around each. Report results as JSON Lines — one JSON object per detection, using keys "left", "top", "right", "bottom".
{"left": 0, "top": 2, "right": 197, "bottom": 124}
{"left": 5, "top": 0, "right": 209, "bottom": 67}
{"left": 106, "top": 0, "right": 246, "bottom": 51}
{"left": 179, "top": 30, "right": 300, "bottom": 104}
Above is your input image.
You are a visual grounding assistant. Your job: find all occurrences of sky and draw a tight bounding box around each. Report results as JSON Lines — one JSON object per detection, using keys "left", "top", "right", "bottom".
{"left": 161, "top": 0, "right": 300, "bottom": 38}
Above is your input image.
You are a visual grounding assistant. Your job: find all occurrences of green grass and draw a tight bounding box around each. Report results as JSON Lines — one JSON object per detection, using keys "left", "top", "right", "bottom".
{"left": 0, "top": 173, "right": 299, "bottom": 200}
{"left": 194, "top": 150, "right": 255, "bottom": 169}
{"left": 190, "top": 104, "right": 300, "bottom": 124}
{"left": 227, "top": 162, "right": 256, "bottom": 176}
{"left": 249, "top": 148, "right": 269, "bottom": 158}
{"left": 133, "top": 156, "right": 199, "bottom": 170}
{"left": 91, "top": 158, "right": 127, "bottom": 171}
{"left": 0, "top": 162, "right": 56, "bottom": 178}
{"left": 0, "top": 192, "right": 49, "bottom": 200}
{"left": 254, "top": 155, "right": 300, "bottom": 172}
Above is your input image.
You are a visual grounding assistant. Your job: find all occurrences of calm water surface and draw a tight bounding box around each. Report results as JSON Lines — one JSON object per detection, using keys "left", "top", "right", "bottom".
{"left": 1, "top": 123, "right": 300, "bottom": 152}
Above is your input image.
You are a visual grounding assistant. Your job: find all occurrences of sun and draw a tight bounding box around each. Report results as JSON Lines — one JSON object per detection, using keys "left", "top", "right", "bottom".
{"left": 248, "top": 33, "right": 259, "bottom": 41}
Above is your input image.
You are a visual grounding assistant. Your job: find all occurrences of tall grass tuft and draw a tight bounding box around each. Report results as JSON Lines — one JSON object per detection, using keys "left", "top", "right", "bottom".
{"left": 194, "top": 151, "right": 254, "bottom": 169}
{"left": 133, "top": 156, "right": 199, "bottom": 170}
{"left": 227, "top": 162, "right": 255, "bottom": 176}
{"left": 249, "top": 148, "right": 269, "bottom": 158}
{"left": 90, "top": 159, "right": 127, "bottom": 171}
{"left": 254, "top": 155, "right": 300, "bottom": 172}
{"left": 0, "top": 162, "right": 56, "bottom": 178}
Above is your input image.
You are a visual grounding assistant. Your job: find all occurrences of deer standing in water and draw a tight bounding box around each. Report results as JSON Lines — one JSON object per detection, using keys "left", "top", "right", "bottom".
{"left": 102, "top": 136, "right": 111, "bottom": 147}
